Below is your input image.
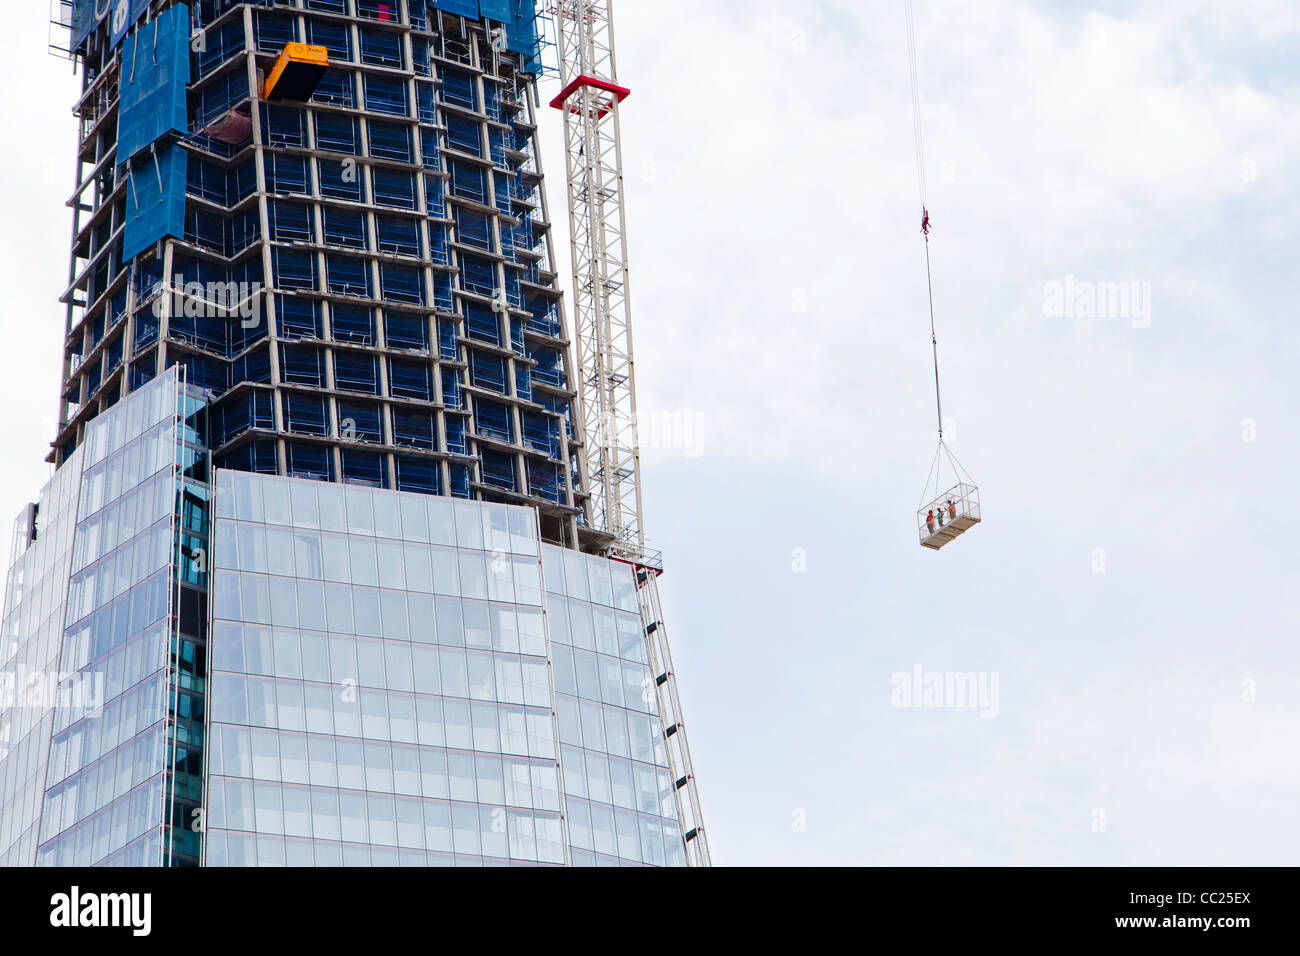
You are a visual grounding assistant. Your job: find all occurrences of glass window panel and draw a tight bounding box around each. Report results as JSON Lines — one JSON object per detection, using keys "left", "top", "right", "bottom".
{"left": 333, "top": 683, "right": 361, "bottom": 737}
{"left": 411, "top": 645, "right": 440, "bottom": 695}
{"left": 338, "top": 792, "right": 368, "bottom": 843}
{"left": 290, "top": 483, "right": 319, "bottom": 529}
{"left": 294, "top": 531, "right": 324, "bottom": 578}
{"left": 567, "top": 798, "right": 591, "bottom": 850}
{"left": 345, "top": 486, "right": 375, "bottom": 535}
{"left": 380, "top": 591, "right": 410, "bottom": 641}
{"left": 240, "top": 574, "right": 272, "bottom": 625}
{"left": 439, "top": 648, "right": 468, "bottom": 699}
{"left": 360, "top": 688, "right": 390, "bottom": 739}
{"left": 561, "top": 550, "right": 588, "bottom": 601}
{"left": 392, "top": 744, "right": 420, "bottom": 796}
{"left": 307, "top": 735, "right": 337, "bottom": 788}
{"left": 593, "top": 608, "right": 618, "bottom": 657}
{"left": 575, "top": 649, "right": 602, "bottom": 702}
{"left": 303, "top": 684, "right": 334, "bottom": 735}
{"left": 384, "top": 641, "right": 413, "bottom": 692}
{"left": 276, "top": 681, "right": 307, "bottom": 732}
{"left": 237, "top": 524, "right": 268, "bottom": 574}
{"left": 282, "top": 785, "right": 312, "bottom": 837}
{"left": 443, "top": 699, "right": 472, "bottom": 750}
{"left": 423, "top": 799, "right": 452, "bottom": 851}
{"left": 270, "top": 576, "right": 299, "bottom": 628}
{"left": 603, "top": 707, "right": 630, "bottom": 759}
{"left": 336, "top": 739, "right": 364, "bottom": 789}
{"left": 598, "top": 657, "right": 625, "bottom": 707}
{"left": 419, "top": 749, "right": 448, "bottom": 799}
{"left": 430, "top": 548, "right": 459, "bottom": 594}
{"left": 265, "top": 526, "right": 295, "bottom": 576}
{"left": 615, "top": 808, "right": 640, "bottom": 862}
{"left": 310, "top": 787, "right": 339, "bottom": 840}
{"left": 247, "top": 676, "right": 278, "bottom": 727}
{"left": 475, "top": 754, "right": 504, "bottom": 805}
{"left": 416, "top": 696, "right": 444, "bottom": 747}
{"left": 297, "top": 580, "right": 327, "bottom": 631}
{"left": 272, "top": 629, "right": 303, "bottom": 679}
{"left": 253, "top": 781, "right": 283, "bottom": 834}
{"left": 356, "top": 638, "right": 386, "bottom": 687}
{"left": 403, "top": 543, "right": 433, "bottom": 593}
{"left": 364, "top": 739, "right": 393, "bottom": 792}
{"left": 457, "top": 551, "right": 487, "bottom": 599}
{"left": 452, "top": 501, "right": 484, "bottom": 550}
{"left": 609, "top": 758, "right": 635, "bottom": 809}
{"left": 395, "top": 796, "right": 424, "bottom": 849}
{"left": 434, "top": 597, "right": 463, "bottom": 646}
{"left": 325, "top": 584, "right": 354, "bottom": 633}
{"left": 321, "top": 533, "right": 351, "bottom": 583}
{"left": 376, "top": 540, "right": 406, "bottom": 590}
{"left": 372, "top": 493, "right": 401, "bottom": 539}
{"left": 212, "top": 621, "right": 244, "bottom": 672}
{"left": 462, "top": 601, "right": 491, "bottom": 648}
{"left": 561, "top": 747, "right": 587, "bottom": 799}
{"left": 567, "top": 600, "right": 595, "bottom": 651}
{"left": 225, "top": 778, "right": 256, "bottom": 830}
{"left": 407, "top": 593, "right": 436, "bottom": 643}
{"left": 447, "top": 753, "right": 476, "bottom": 802}
{"left": 616, "top": 613, "right": 648, "bottom": 665}
{"left": 541, "top": 546, "right": 565, "bottom": 594}
{"left": 399, "top": 496, "right": 428, "bottom": 541}
{"left": 315, "top": 483, "right": 346, "bottom": 533}
{"left": 222, "top": 726, "right": 253, "bottom": 778}
{"left": 589, "top": 803, "right": 616, "bottom": 856}
{"left": 353, "top": 588, "right": 382, "bottom": 638}
{"left": 349, "top": 538, "right": 378, "bottom": 586}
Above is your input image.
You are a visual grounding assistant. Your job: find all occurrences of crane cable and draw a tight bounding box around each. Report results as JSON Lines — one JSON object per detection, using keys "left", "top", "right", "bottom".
{"left": 905, "top": 0, "right": 944, "bottom": 442}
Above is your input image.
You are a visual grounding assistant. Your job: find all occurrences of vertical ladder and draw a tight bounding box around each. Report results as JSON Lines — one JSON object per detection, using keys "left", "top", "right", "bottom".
{"left": 636, "top": 566, "right": 712, "bottom": 867}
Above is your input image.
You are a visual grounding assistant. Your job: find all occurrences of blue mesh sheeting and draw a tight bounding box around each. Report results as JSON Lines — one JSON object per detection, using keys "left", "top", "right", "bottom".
{"left": 480, "top": 0, "right": 510, "bottom": 21}
{"left": 432, "top": 0, "right": 480, "bottom": 19}
{"left": 116, "top": 3, "right": 192, "bottom": 165}
{"left": 507, "top": 0, "right": 541, "bottom": 71}
{"left": 72, "top": 0, "right": 151, "bottom": 54}
{"left": 123, "top": 144, "right": 188, "bottom": 261}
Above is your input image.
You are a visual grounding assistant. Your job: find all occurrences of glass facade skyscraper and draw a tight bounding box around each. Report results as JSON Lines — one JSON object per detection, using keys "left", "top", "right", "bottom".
{"left": 205, "top": 469, "right": 685, "bottom": 866}
{"left": 2, "top": 0, "right": 707, "bottom": 867}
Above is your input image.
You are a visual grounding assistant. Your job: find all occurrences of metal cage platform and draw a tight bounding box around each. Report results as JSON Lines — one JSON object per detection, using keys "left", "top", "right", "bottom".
{"left": 918, "top": 481, "right": 980, "bottom": 550}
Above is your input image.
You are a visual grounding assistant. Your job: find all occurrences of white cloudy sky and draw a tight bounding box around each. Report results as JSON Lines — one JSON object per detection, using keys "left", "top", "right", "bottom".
{"left": 2, "top": 1, "right": 1298, "bottom": 865}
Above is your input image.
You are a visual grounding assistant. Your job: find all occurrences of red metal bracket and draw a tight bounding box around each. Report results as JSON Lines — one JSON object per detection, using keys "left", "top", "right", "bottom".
{"left": 549, "top": 74, "right": 631, "bottom": 118}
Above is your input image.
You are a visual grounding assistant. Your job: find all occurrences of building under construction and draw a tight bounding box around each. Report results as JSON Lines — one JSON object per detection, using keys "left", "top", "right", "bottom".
{"left": 0, "top": 0, "right": 708, "bottom": 868}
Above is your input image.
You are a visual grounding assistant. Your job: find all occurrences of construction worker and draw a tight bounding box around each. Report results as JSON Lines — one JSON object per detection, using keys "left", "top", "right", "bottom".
{"left": 926, "top": 510, "right": 936, "bottom": 534}
{"left": 936, "top": 507, "right": 945, "bottom": 528}
{"left": 947, "top": 498, "right": 957, "bottom": 521}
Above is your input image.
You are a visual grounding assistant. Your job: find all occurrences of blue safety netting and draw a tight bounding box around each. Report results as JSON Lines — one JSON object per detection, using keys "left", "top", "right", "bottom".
{"left": 507, "top": 0, "right": 542, "bottom": 72}
{"left": 429, "top": 0, "right": 542, "bottom": 72}
{"left": 116, "top": 3, "right": 192, "bottom": 165}
{"left": 71, "top": 0, "right": 152, "bottom": 54}
{"left": 123, "top": 144, "right": 188, "bottom": 262}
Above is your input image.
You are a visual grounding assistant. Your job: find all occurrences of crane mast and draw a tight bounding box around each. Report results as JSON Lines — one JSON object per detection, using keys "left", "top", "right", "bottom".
{"left": 551, "top": 0, "right": 642, "bottom": 556}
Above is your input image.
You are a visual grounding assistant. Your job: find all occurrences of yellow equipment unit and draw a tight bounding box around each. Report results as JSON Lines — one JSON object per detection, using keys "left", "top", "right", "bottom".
{"left": 262, "top": 43, "right": 329, "bottom": 102}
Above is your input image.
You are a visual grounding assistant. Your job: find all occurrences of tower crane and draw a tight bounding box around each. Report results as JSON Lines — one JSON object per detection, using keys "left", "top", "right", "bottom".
{"left": 550, "top": 0, "right": 711, "bottom": 866}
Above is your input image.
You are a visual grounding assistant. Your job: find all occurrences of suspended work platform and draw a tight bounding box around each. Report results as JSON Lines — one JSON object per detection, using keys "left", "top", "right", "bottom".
{"left": 918, "top": 482, "right": 980, "bottom": 550}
